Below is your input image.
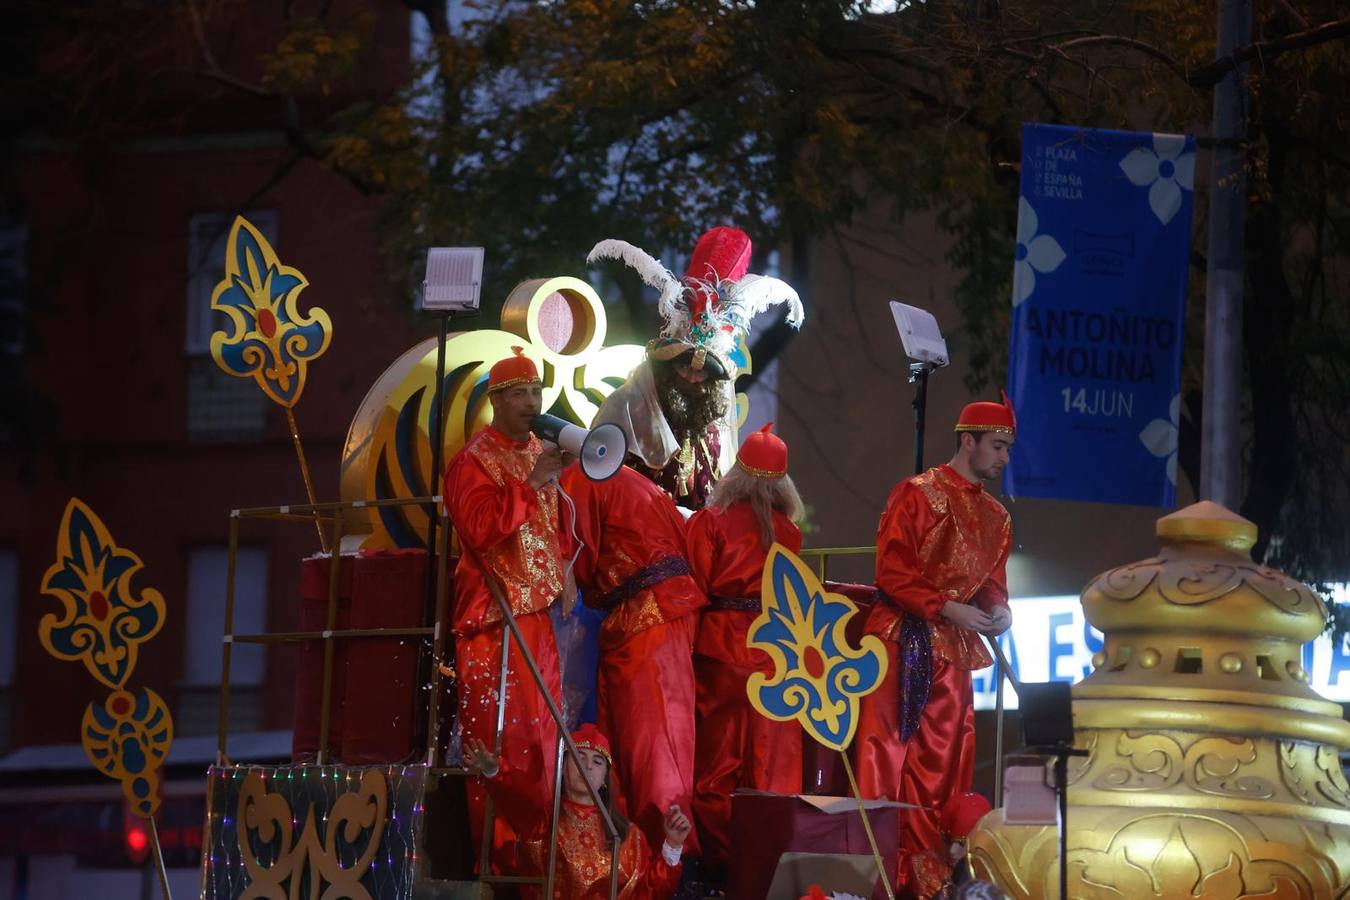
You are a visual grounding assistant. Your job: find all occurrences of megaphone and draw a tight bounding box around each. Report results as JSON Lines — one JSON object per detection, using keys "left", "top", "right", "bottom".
{"left": 530, "top": 414, "right": 628, "bottom": 481}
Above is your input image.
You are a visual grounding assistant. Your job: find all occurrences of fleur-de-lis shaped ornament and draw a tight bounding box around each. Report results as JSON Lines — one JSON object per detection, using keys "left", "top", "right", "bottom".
{"left": 747, "top": 544, "right": 888, "bottom": 751}
{"left": 209, "top": 216, "right": 332, "bottom": 407}
{"left": 82, "top": 688, "right": 174, "bottom": 818}
{"left": 39, "top": 499, "right": 166, "bottom": 690}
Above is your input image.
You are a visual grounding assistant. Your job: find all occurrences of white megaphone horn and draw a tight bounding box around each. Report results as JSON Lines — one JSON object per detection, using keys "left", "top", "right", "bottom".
{"left": 529, "top": 414, "right": 628, "bottom": 481}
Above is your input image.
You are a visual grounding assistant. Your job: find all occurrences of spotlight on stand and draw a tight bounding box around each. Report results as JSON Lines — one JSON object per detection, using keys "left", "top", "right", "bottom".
{"left": 530, "top": 414, "right": 628, "bottom": 481}
{"left": 889, "top": 301, "right": 949, "bottom": 476}
{"left": 418, "top": 245, "right": 486, "bottom": 761}
{"left": 420, "top": 247, "right": 485, "bottom": 312}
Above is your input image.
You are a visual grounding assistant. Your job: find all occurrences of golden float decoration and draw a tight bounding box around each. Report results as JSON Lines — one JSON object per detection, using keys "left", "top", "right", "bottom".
{"left": 340, "top": 276, "right": 646, "bottom": 548}
{"left": 969, "top": 500, "right": 1350, "bottom": 898}
{"left": 236, "top": 769, "right": 388, "bottom": 899}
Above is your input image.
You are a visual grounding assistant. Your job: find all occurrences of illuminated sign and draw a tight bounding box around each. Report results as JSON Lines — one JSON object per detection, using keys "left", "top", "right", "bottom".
{"left": 973, "top": 592, "right": 1350, "bottom": 710}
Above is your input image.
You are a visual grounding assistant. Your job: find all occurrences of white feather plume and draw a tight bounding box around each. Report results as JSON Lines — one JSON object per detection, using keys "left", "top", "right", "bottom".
{"left": 587, "top": 239, "right": 687, "bottom": 336}
{"left": 724, "top": 274, "right": 805, "bottom": 329}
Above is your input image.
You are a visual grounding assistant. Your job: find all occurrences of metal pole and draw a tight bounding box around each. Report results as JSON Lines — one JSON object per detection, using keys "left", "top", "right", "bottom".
{"left": 424, "top": 513, "right": 452, "bottom": 764}
{"left": 147, "top": 817, "right": 173, "bottom": 900}
{"left": 545, "top": 734, "right": 565, "bottom": 899}
{"left": 478, "top": 625, "right": 512, "bottom": 875}
{"left": 217, "top": 514, "right": 239, "bottom": 765}
{"left": 284, "top": 407, "right": 329, "bottom": 552}
{"left": 316, "top": 512, "right": 345, "bottom": 765}
{"left": 994, "top": 657, "right": 1006, "bottom": 808}
{"left": 415, "top": 313, "right": 451, "bottom": 762}
{"left": 1056, "top": 752, "right": 1069, "bottom": 900}
{"left": 911, "top": 363, "right": 930, "bottom": 476}
{"left": 1199, "top": 0, "right": 1253, "bottom": 507}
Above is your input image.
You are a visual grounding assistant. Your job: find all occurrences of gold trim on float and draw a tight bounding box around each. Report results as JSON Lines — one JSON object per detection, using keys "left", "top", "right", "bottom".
{"left": 1072, "top": 683, "right": 1343, "bottom": 716}
{"left": 1060, "top": 790, "right": 1350, "bottom": 826}
{"left": 1072, "top": 699, "right": 1350, "bottom": 749}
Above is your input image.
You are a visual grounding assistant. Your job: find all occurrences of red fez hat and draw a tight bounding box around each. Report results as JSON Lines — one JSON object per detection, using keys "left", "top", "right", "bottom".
{"left": 940, "top": 791, "right": 993, "bottom": 840}
{"left": 487, "top": 346, "right": 541, "bottom": 394}
{"left": 571, "top": 723, "right": 613, "bottom": 767}
{"left": 683, "top": 226, "right": 753, "bottom": 288}
{"left": 737, "top": 422, "right": 787, "bottom": 479}
{"left": 955, "top": 389, "right": 1016, "bottom": 435}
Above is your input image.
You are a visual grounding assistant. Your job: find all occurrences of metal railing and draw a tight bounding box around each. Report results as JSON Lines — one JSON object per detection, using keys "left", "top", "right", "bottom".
{"left": 798, "top": 545, "right": 874, "bottom": 583}
{"left": 217, "top": 494, "right": 619, "bottom": 897}
{"left": 218, "top": 496, "right": 452, "bottom": 767}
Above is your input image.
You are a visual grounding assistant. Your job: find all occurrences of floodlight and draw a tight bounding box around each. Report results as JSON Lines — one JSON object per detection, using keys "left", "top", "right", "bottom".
{"left": 421, "top": 247, "right": 485, "bottom": 312}
{"left": 889, "top": 301, "right": 949, "bottom": 369}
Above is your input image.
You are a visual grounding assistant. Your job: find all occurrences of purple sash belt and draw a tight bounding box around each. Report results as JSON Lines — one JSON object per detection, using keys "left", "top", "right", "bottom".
{"left": 596, "top": 554, "right": 690, "bottom": 611}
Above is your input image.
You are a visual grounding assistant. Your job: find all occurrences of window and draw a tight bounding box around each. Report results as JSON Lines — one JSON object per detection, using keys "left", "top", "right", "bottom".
{"left": 185, "top": 212, "right": 274, "bottom": 442}
{"left": 179, "top": 546, "right": 268, "bottom": 736}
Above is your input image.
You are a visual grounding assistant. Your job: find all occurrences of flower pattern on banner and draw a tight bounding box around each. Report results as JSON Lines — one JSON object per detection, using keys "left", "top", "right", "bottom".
{"left": 1120, "top": 133, "right": 1196, "bottom": 226}
{"left": 82, "top": 688, "right": 174, "bottom": 818}
{"left": 746, "top": 544, "right": 888, "bottom": 751}
{"left": 209, "top": 216, "right": 332, "bottom": 408}
{"left": 1139, "top": 392, "right": 1182, "bottom": 486}
{"left": 1012, "top": 196, "right": 1067, "bottom": 307}
{"left": 39, "top": 498, "right": 166, "bottom": 690}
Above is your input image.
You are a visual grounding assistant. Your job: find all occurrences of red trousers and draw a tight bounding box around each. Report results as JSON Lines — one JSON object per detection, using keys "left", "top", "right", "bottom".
{"left": 456, "top": 610, "right": 561, "bottom": 874}
{"left": 598, "top": 613, "right": 700, "bottom": 857}
{"left": 854, "top": 641, "right": 975, "bottom": 897}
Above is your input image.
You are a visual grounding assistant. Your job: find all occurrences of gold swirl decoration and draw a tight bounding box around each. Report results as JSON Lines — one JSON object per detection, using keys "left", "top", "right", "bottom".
{"left": 968, "top": 501, "right": 1350, "bottom": 897}
{"left": 340, "top": 277, "right": 644, "bottom": 548}
{"left": 237, "top": 768, "right": 388, "bottom": 900}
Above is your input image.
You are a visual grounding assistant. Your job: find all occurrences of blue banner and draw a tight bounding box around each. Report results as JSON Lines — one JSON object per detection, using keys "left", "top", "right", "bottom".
{"left": 1005, "top": 123, "right": 1194, "bottom": 507}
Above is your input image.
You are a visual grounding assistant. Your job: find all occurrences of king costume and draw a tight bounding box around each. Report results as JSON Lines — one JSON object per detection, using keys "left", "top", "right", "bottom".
{"left": 557, "top": 462, "right": 707, "bottom": 855}
{"left": 854, "top": 398, "right": 1015, "bottom": 897}
{"left": 588, "top": 226, "right": 802, "bottom": 510}
{"left": 444, "top": 349, "right": 569, "bottom": 872}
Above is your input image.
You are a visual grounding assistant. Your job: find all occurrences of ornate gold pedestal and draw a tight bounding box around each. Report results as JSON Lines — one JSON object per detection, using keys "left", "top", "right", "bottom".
{"left": 969, "top": 501, "right": 1350, "bottom": 898}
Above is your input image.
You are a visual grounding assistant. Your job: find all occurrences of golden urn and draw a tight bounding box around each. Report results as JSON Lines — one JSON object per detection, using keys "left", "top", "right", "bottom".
{"left": 969, "top": 501, "right": 1350, "bottom": 898}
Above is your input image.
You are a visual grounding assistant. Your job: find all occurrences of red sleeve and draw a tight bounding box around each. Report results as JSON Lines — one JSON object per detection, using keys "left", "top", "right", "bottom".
{"left": 685, "top": 509, "right": 719, "bottom": 597}
{"left": 874, "top": 480, "right": 947, "bottom": 621}
{"left": 443, "top": 451, "right": 538, "bottom": 553}
{"left": 633, "top": 827, "right": 681, "bottom": 899}
{"left": 974, "top": 526, "right": 1011, "bottom": 613}
{"left": 557, "top": 464, "right": 602, "bottom": 588}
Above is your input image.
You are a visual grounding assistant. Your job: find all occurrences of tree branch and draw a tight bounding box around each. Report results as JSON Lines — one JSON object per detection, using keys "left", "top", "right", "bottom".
{"left": 1186, "top": 14, "right": 1350, "bottom": 86}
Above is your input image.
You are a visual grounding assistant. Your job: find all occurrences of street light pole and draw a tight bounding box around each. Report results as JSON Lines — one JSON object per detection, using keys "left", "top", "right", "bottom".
{"left": 1199, "top": 0, "right": 1253, "bottom": 508}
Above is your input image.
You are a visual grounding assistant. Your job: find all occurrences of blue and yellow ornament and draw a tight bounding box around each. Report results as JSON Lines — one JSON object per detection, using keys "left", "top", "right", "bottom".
{"left": 747, "top": 544, "right": 888, "bottom": 751}
{"left": 82, "top": 688, "right": 174, "bottom": 818}
{"left": 39, "top": 498, "right": 166, "bottom": 690}
{"left": 209, "top": 216, "right": 332, "bottom": 408}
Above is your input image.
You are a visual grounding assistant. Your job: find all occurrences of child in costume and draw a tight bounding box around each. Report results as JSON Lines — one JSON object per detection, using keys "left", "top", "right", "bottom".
{"left": 469, "top": 724, "right": 691, "bottom": 899}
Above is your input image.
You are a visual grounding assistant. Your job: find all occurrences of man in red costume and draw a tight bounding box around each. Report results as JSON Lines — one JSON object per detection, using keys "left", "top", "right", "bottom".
{"left": 443, "top": 347, "right": 569, "bottom": 872}
{"left": 686, "top": 423, "right": 805, "bottom": 877}
{"left": 588, "top": 227, "right": 803, "bottom": 510}
{"left": 557, "top": 461, "right": 707, "bottom": 857}
{"left": 854, "top": 396, "right": 1015, "bottom": 898}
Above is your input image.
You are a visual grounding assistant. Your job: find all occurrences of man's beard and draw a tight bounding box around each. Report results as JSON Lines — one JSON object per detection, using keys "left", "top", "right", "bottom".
{"left": 654, "top": 363, "right": 728, "bottom": 442}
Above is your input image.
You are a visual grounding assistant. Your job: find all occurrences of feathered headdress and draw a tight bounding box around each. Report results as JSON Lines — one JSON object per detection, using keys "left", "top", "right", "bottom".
{"left": 588, "top": 226, "right": 804, "bottom": 379}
